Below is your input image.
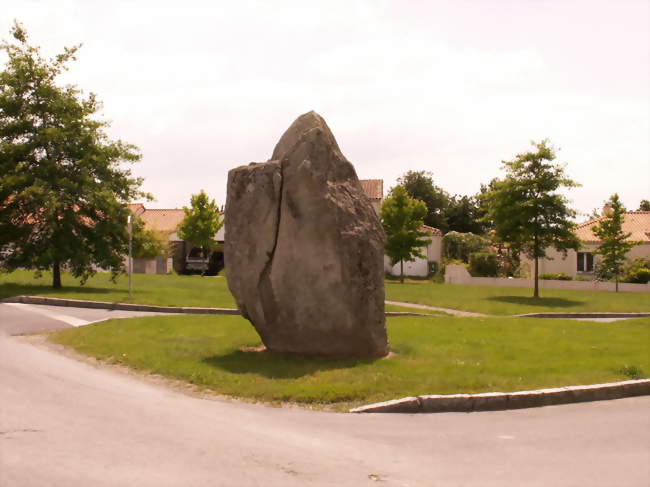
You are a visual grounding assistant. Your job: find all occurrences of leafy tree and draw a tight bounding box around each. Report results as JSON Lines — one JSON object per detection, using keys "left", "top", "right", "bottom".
{"left": 131, "top": 216, "right": 168, "bottom": 259}
{"left": 474, "top": 178, "right": 499, "bottom": 233}
{"left": 482, "top": 140, "right": 581, "bottom": 298}
{"left": 442, "top": 231, "right": 490, "bottom": 263}
{"left": 638, "top": 199, "right": 650, "bottom": 211}
{"left": 177, "top": 190, "right": 223, "bottom": 275}
{"left": 381, "top": 185, "right": 430, "bottom": 283}
{"left": 446, "top": 195, "right": 486, "bottom": 234}
{"left": 398, "top": 170, "right": 450, "bottom": 232}
{"left": 0, "top": 22, "right": 146, "bottom": 288}
{"left": 586, "top": 207, "right": 603, "bottom": 220}
{"left": 592, "top": 194, "right": 635, "bottom": 292}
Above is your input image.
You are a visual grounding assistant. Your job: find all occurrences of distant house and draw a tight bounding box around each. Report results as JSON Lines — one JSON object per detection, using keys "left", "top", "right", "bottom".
{"left": 527, "top": 210, "right": 650, "bottom": 278}
{"left": 357, "top": 179, "right": 442, "bottom": 277}
{"left": 359, "top": 179, "right": 384, "bottom": 215}
{"left": 127, "top": 203, "right": 225, "bottom": 274}
{"left": 128, "top": 178, "right": 442, "bottom": 277}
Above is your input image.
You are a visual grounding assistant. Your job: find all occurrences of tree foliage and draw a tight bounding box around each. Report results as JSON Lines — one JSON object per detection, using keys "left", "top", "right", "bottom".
{"left": 131, "top": 216, "right": 168, "bottom": 259}
{"left": 398, "top": 170, "right": 488, "bottom": 234}
{"left": 0, "top": 22, "right": 146, "bottom": 288}
{"left": 177, "top": 190, "right": 223, "bottom": 273}
{"left": 482, "top": 139, "right": 580, "bottom": 297}
{"left": 398, "top": 171, "right": 450, "bottom": 232}
{"left": 381, "top": 185, "right": 430, "bottom": 283}
{"left": 442, "top": 231, "right": 490, "bottom": 263}
{"left": 638, "top": 199, "right": 650, "bottom": 211}
{"left": 592, "top": 194, "right": 635, "bottom": 291}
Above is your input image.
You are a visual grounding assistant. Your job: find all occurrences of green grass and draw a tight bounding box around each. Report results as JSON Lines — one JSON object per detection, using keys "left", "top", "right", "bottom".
{"left": 386, "top": 281, "right": 650, "bottom": 315}
{"left": 2, "top": 270, "right": 648, "bottom": 315}
{"left": 49, "top": 314, "right": 650, "bottom": 410}
{"left": 0, "top": 270, "right": 236, "bottom": 308}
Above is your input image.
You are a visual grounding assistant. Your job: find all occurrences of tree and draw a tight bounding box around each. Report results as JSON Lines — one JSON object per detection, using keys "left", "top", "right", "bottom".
{"left": 638, "top": 200, "right": 650, "bottom": 211}
{"left": 177, "top": 190, "right": 223, "bottom": 275}
{"left": 482, "top": 140, "right": 580, "bottom": 298}
{"left": 381, "top": 185, "right": 430, "bottom": 283}
{"left": 398, "top": 170, "right": 450, "bottom": 232}
{"left": 446, "top": 194, "right": 486, "bottom": 234}
{"left": 592, "top": 194, "right": 635, "bottom": 292}
{"left": 0, "top": 22, "right": 146, "bottom": 288}
{"left": 131, "top": 216, "right": 168, "bottom": 259}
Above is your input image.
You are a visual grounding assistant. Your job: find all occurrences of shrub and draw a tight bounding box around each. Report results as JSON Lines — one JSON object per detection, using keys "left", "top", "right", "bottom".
{"left": 468, "top": 251, "right": 499, "bottom": 277}
{"left": 539, "top": 272, "right": 573, "bottom": 281}
{"left": 442, "top": 232, "right": 491, "bottom": 263}
{"left": 623, "top": 268, "right": 650, "bottom": 284}
{"left": 621, "top": 258, "right": 650, "bottom": 284}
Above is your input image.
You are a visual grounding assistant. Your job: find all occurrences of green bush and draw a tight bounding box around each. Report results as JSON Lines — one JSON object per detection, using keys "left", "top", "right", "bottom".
{"left": 442, "top": 232, "right": 491, "bottom": 263}
{"left": 621, "top": 258, "right": 650, "bottom": 284}
{"left": 539, "top": 272, "right": 573, "bottom": 281}
{"left": 623, "top": 268, "right": 650, "bottom": 284}
{"left": 428, "top": 261, "right": 439, "bottom": 277}
{"left": 468, "top": 251, "right": 499, "bottom": 277}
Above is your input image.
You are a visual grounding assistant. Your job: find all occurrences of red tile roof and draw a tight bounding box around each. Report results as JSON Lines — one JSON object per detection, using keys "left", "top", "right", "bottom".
{"left": 421, "top": 224, "right": 442, "bottom": 236}
{"left": 359, "top": 179, "right": 383, "bottom": 200}
{"left": 574, "top": 211, "right": 650, "bottom": 243}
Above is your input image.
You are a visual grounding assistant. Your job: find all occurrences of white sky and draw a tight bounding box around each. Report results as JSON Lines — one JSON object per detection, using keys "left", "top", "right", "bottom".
{"left": 3, "top": 0, "right": 649, "bottom": 219}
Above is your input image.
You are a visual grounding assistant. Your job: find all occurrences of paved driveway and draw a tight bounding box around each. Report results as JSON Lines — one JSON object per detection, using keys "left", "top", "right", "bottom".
{"left": 1, "top": 304, "right": 648, "bottom": 486}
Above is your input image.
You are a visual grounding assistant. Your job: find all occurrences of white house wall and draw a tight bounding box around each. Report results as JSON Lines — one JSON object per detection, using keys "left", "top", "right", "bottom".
{"left": 523, "top": 243, "right": 650, "bottom": 278}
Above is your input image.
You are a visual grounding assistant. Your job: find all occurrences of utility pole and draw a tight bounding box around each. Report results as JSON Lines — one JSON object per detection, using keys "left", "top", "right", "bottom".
{"left": 127, "top": 214, "right": 133, "bottom": 300}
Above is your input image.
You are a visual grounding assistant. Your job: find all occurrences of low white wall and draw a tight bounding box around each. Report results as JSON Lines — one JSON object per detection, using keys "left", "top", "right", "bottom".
{"left": 131, "top": 257, "right": 172, "bottom": 275}
{"left": 384, "top": 255, "right": 429, "bottom": 277}
{"left": 444, "top": 264, "right": 650, "bottom": 293}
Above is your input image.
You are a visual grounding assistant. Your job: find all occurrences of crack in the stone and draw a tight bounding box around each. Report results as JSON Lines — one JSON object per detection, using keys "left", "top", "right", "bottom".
{"left": 256, "top": 159, "right": 285, "bottom": 331}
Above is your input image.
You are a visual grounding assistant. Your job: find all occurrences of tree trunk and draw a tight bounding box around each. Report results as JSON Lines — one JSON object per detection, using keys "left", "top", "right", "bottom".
{"left": 400, "top": 260, "right": 404, "bottom": 284}
{"left": 52, "top": 261, "right": 62, "bottom": 289}
{"left": 533, "top": 255, "right": 539, "bottom": 298}
{"left": 615, "top": 274, "right": 619, "bottom": 292}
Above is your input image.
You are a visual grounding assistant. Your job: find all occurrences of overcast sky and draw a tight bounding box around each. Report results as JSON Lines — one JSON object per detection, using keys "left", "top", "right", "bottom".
{"left": 4, "top": 0, "right": 649, "bottom": 219}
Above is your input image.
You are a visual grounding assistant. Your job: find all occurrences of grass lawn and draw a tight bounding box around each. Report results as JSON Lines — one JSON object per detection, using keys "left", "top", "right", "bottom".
{"left": 385, "top": 281, "right": 650, "bottom": 315}
{"left": 49, "top": 313, "right": 650, "bottom": 411}
{"left": 0, "top": 270, "right": 236, "bottom": 308}
{"left": 2, "top": 270, "right": 648, "bottom": 315}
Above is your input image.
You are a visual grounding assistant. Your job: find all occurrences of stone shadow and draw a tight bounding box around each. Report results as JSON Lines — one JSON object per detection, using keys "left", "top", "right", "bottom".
{"left": 202, "top": 349, "right": 379, "bottom": 379}
{"left": 487, "top": 295, "right": 583, "bottom": 309}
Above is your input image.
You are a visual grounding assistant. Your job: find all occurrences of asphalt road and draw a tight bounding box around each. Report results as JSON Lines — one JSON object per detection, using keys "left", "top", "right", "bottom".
{"left": 1, "top": 303, "right": 649, "bottom": 486}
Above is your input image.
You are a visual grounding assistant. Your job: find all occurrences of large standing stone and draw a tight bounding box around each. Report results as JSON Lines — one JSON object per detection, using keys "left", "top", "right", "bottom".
{"left": 225, "top": 111, "right": 388, "bottom": 357}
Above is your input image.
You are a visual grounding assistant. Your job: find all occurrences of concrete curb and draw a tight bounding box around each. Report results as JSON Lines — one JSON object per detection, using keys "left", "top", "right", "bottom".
{"left": 1, "top": 296, "right": 241, "bottom": 315}
{"left": 2, "top": 296, "right": 444, "bottom": 318}
{"left": 349, "top": 379, "right": 650, "bottom": 413}
{"left": 518, "top": 312, "right": 650, "bottom": 319}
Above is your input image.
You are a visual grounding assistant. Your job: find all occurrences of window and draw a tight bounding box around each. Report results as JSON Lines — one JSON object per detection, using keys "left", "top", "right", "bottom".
{"left": 577, "top": 252, "right": 594, "bottom": 272}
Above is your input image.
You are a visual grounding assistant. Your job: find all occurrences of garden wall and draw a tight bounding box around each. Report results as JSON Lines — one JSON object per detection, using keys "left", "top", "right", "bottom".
{"left": 444, "top": 264, "right": 650, "bottom": 293}
{"left": 132, "top": 256, "right": 173, "bottom": 275}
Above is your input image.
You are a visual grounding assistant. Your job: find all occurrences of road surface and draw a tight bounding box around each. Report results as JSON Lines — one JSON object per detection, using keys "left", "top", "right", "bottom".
{"left": 1, "top": 303, "right": 648, "bottom": 486}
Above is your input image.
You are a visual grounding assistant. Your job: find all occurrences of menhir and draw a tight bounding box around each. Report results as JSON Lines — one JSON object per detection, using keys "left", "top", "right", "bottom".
{"left": 224, "top": 111, "right": 388, "bottom": 357}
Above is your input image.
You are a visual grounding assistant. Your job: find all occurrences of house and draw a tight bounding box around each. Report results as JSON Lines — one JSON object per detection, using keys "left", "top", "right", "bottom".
{"left": 528, "top": 210, "right": 650, "bottom": 278}
{"left": 357, "top": 179, "right": 443, "bottom": 277}
{"left": 359, "top": 179, "right": 384, "bottom": 215}
{"left": 384, "top": 225, "right": 442, "bottom": 277}
{"left": 127, "top": 203, "right": 225, "bottom": 274}
{"left": 128, "top": 178, "right": 442, "bottom": 277}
